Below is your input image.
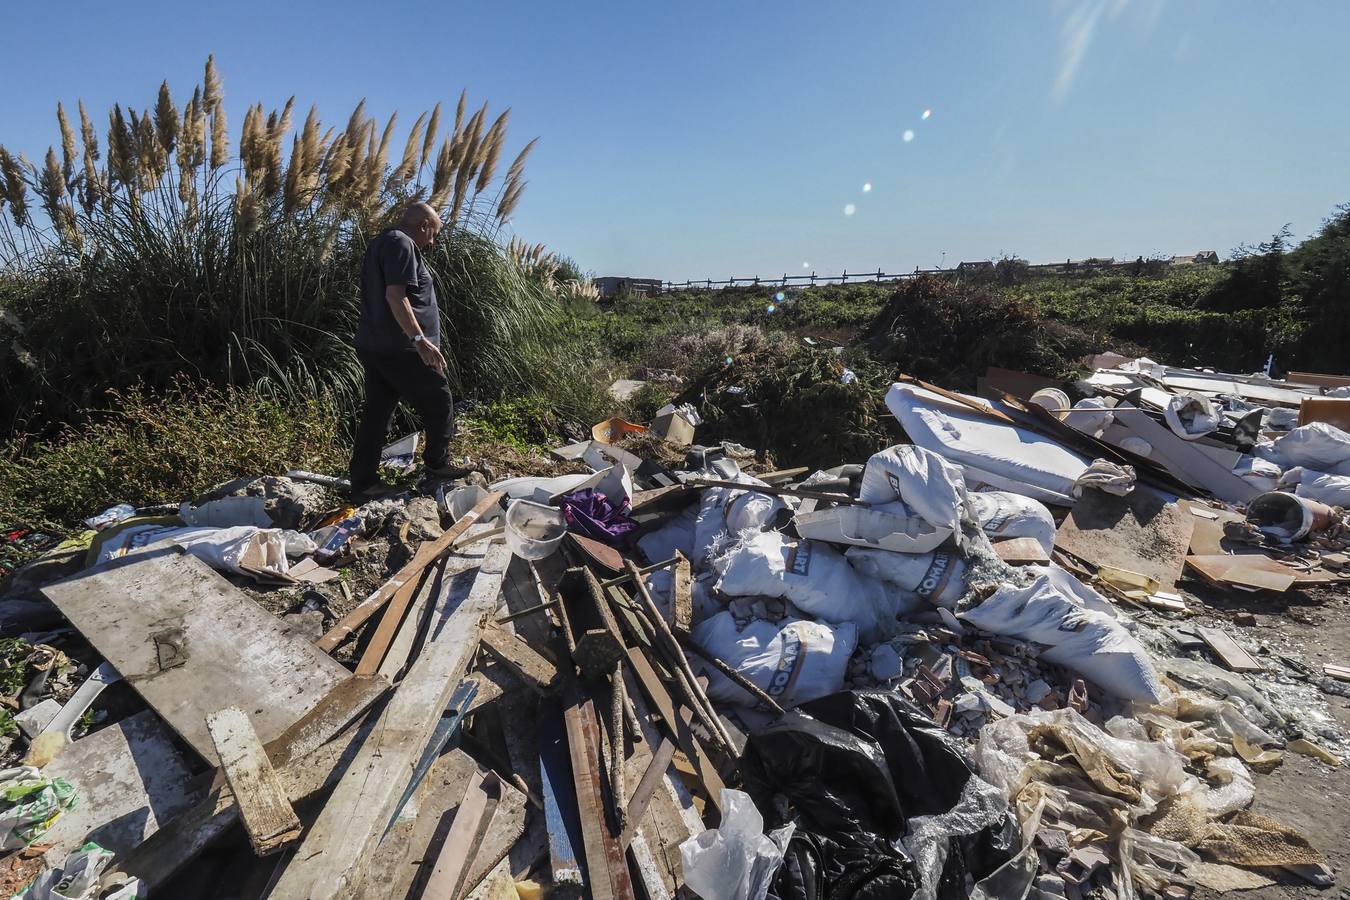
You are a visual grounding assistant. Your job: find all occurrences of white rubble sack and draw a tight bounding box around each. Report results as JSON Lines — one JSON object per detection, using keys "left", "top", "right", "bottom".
{"left": 692, "top": 476, "right": 787, "bottom": 568}
{"left": 1278, "top": 467, "right": 1350, "bottom": 507}
{"left": 968, "top": 491, "right": 1057, "bottom": 555}
{"left": 1259, "top": 422, "right": 1350, "bottom": 473}
{"left": 681, "top": 789, "right": 788, "bottom": 900}
{"left": 692, "top": 611, "right": 856, "bottom": 708}
{"left": 859, "top": 444, "right": 972, "bottom": 534}
{"left": 885, "top": 383, "right": 1091, "bottom": 505}
{"left": 714, "top": 531, "right": 892, "bottom": 640}
{"left": 1233, "top": 456, "right": 1283, "bottom": 493}
{"left": 845, "top": 545, "right": 968, "bottom": 609}
{"left": 637, "top": 503, "right": 697, "bottom": 564}
{"left": 1164, "top": 394, "right": 1221, "bottom": 441}
{"left": 959, "top": 574, "right": 1168, "bottom": 703}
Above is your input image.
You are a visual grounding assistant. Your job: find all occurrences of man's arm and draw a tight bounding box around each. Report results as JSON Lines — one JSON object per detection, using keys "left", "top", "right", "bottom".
{"left": 379, "top": 235, "right": 447, "bottom": 374}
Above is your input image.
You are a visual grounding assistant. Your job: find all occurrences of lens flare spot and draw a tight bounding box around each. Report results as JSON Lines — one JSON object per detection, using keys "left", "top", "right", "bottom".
{"left": 862, "top": 182, "right": 872, "bottom": 192}
{"left": 766, "top": 303, "right": 777, "bottom": 314}
{"left": 844, "top": 203, "right": 856, "bottom": 216}
{"left": 775, "top": 291, "right": 785, "bottom": 302}
{"left": 922, "top": 108, "right": 932, "bottom": 120}
{"left": 724, "top": 356, "right": 734, "bottom": 366}
{"left": 802, "top": 262, "right": 810, "bottom": 269}
{"left": 903, "top": 129, "right": 915, "bottom": 142}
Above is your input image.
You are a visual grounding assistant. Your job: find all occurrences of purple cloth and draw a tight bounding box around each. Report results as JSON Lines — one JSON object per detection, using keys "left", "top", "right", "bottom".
{"left": 560, "top": 488, "right": 638, "bottom": 544}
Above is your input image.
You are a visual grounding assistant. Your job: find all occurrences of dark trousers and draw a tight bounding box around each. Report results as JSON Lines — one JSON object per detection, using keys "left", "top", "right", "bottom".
{"left": 349, "top": 348, "right": 455, "bottom": 489}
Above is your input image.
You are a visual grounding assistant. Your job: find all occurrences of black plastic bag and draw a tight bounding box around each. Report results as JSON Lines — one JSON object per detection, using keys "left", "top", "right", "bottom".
{"left": 742, "top": 690, "right": 1019, "bottom": 900}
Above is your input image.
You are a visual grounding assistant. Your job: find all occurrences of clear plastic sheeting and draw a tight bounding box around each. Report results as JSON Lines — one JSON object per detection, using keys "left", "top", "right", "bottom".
{"left": 904, "top": 773, "right": 1014, "bottom": 900}
{"left": 680, "top": 789, "right": 788, "bottom": 900}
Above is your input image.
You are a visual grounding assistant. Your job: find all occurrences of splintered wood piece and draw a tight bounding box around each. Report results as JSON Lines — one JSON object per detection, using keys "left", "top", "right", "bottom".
{"left": 421, "top": 771, "right": 502, "bottom": 900}
{"left": 206, "top": 706, "right": 301, "bottom": 855}
{"left": 563, "top": 692, "right": 635, "bottom": 900}
{"left": 317, "top": 490, "right": 504, "bottom": 652}
{"left": 1186, "top": 554, "right": 1297, "bottom": 593}
{"left": 481, "top": 624, "right": 559, "bottom": 694}
{"left": 1054, "top": 486, "right": 1193, "bottom": 590}
{"left": 670, "top": 552, "right": 693, "bottom": 640}
{"left": 619, "top": 737, "right": 677, "bottom": 849}
{"left": 1195, "top": 627, "right": 1265, "bottom": 672}
{"left": 991, "top": 537, "right": 1050, "bottom": 565}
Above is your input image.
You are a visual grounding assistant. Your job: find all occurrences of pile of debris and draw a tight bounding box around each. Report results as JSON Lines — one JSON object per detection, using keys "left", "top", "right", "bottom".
{"left": 0, "top": 358, "right": 1348, "bottom": 898}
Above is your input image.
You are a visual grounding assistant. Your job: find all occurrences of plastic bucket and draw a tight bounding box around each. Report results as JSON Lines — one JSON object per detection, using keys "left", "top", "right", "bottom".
{"left": 504, "top": 500, "right": 567, "bottom": 559}
{"left": 443, "top": 485, "right": 502, "bottom": 524}
{"left": 1247, "top": 491, "right": 1334, "bottom": 541}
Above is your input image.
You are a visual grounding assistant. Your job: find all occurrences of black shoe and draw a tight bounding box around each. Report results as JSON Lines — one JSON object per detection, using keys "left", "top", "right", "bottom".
{"left": 350, "top": 480, "right": 401, "bottom": 502}
{"left": 425, "top": 461, "right": 474, "bottom": 480}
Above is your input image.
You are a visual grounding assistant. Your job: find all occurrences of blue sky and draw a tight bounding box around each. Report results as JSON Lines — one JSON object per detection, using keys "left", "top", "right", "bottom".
{"left": 3, "top": 1, "right": 1347, "bottom": 279}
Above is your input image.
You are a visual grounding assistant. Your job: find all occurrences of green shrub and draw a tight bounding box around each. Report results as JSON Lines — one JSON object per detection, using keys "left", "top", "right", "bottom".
{"left": 0, "top": 381, "right": 345, "bottom": 530}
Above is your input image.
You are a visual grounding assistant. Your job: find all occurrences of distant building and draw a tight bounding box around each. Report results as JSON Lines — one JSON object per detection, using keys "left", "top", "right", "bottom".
{"left": 956, "top": 260, "right": 994, "bottom": 275}
{"left": 1171, "top": 250, "right": 1219, "bottom": 266}
{"left": 593, "top": 277, "right": 663, "bottom": 298}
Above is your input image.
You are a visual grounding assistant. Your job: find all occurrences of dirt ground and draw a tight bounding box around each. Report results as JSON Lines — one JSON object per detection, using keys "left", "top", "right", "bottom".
{"left": 1183, "top": 580, "right": 1350, "bottom": 898}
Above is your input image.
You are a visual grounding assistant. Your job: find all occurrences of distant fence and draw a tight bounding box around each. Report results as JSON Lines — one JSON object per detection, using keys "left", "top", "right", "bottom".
{"left": 656, "top": 268, "right": 941, "bottom": 293}
{"left": 647, "top": 255, "right": 1215, "bottom": 294}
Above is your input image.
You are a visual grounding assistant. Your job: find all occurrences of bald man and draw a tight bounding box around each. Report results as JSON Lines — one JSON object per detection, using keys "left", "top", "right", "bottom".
{"left": 349, "top": 203, "right": 462, "bottom": 498}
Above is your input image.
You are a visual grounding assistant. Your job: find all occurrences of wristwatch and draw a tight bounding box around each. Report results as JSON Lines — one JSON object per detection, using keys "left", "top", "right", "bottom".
{"left": 411, "top": 334, "right": 427, "bottom": 345}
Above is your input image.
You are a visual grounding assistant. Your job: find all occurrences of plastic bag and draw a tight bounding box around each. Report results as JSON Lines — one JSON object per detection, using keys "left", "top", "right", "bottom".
{"left": 93, "top": 524, "right": 292, "bottom": 579}
{"left": 960, "top": 576, "right": 1168, "bottom": 703}
{"left": 82, "top": 504, "right": 136, "bottom": 531}
{"left": 1164, "top": 395, "right": 1221, "bottom": 441}
{"left": 845, "top": 546, "right": 968, "bottom": 609}
{"left": 0, "top": 766, "right": 77, "bottom": 850}
{"left": 967, "top": 491, "right": 1057, "bottom": 556}
{"left": 691, "top": 611, "right": 857, "bottom": 709}
{"left": 859, "top": 445, "right": 972, "bottom": 535}
{"left": 20, "top": 841, "right": 114, "bottom": 899}
{"left": 179, "top": 495, "right": 271, "bottom": 528}
{"left": 1262, "top": 422, "right": 1350, "bottom": 472}
{"left": 1279, "top": 466, "right": 1350, "bottom": 507}
{"left": 1065, "top": 397, "right": 1113, "bottom": 437}
{"left": 1071, "top": 459, "right": 1137, "bottom": 497}
{"left": 681, "top": 789, "right": 785, "bottom": 900}
{"left": 714, "top": 532, "right": 892, "bottom": 640}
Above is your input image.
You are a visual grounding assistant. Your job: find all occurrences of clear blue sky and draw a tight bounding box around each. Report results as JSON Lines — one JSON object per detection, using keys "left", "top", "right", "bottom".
{"left": 3, "top": 1, "right": 1347, "bottom": 280}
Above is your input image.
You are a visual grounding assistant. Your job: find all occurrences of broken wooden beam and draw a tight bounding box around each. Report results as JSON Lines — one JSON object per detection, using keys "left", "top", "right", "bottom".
{"left": 316, "top": 490, "right": 504, "bottom": 652}
{"left": 563, "top": 689, "right": 636, "bottom": 900}
{"left": 481, "top": 624, "right": 560, "bottom": 695}
{"left": 270, "top": 542, "right": 511, "bottom": 899}
{"left": 205, "top": 706, "right": 301, "bottom": 856}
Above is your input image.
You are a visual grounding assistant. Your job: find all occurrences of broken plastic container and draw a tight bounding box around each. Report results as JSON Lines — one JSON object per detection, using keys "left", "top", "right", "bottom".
{"left": 504, "top": 500, "right": 567, "bottom": 560}
{"left": 1246, "top": 491, "right": 1334, "bottom": 542}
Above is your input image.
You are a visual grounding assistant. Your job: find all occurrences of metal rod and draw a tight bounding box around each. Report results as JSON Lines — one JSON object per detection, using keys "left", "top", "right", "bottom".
{"left": 494, "top": 598, "right": 558, "bottom": 624}
{"left": 685, "top": 478, "right": 869, "bottom": 507}
{"left": 599, "top": 557, "right": 679, "bottom": 589}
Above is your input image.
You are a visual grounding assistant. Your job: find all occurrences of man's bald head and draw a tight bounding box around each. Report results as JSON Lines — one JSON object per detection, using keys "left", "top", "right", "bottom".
{"left": 398, "top": 202, "right": 443, "bottom": 248}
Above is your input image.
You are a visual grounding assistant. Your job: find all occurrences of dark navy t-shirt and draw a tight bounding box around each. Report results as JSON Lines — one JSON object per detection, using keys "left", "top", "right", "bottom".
{"left": 355, "top": 229, "right": 440, "bottom": 352}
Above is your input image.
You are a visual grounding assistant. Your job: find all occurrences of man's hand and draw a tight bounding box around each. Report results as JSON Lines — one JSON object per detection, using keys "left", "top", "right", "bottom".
{"left": 416, "top": 339, "right": 447, "bottom": 374}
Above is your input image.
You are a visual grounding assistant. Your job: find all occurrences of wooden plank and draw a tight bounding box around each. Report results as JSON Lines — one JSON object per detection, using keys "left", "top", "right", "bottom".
{"left": 112, "top": 711, "right": 378, "bottom": 892}
{"left": 1288, "top": 371, "right": 1350, "bottom": 389}
{"left": 354, "top": 749, "right": 526, "bottom": 900}
{"left": 380, "top": 528, "right": 493, "bottom": 682}
{"left": 991, "top": 537, "right": 1050, "bottom": 565}
{"left": 625, "top": 648, "right": 726, "bottom": 813}
{"left": 1195, "top": 626, "right": 1265, "bottom": 672}
{"left": 421, "top": 772, "right": 501, "bottom": 900}
{"left": 1111, "top": 407, "right": 1258, "bottom": 504}
{"left": 670, "top": 552, "right": 693, "bottom": 640}
{"left": 564, "top": 691, "right": 636, "bottom": 900}
{"left": 357, "top": 562, "right": 436, "bottom": 676}
{"left": 270, "top": 542, "right": 510, "bottom": 899}
{"left": 40, "top": 710, "right": 201, "bottom": 860}
{"left": 317, "top": 490, "right": 504, "bottom": 652}
{"left": 1054, "top": 486, "right": 1194, "bottom": 590}
{"left": 40, "top": 551, "right": 348, "bottom": 765}
{"left": 620, "top": 738, "right": 677, "bottom": 849}
{"left": 206, "top": 706, "right": 302, "bottom": 855}
{"left": 1186, "top": 554, "right": 1297, "bottom": 593}
{"left": 538, "top": 697, "right": 585, "bottom": 893}
{"left": 260, "top": 673, "right": 390, "bottom": 774}
{"left": 481, "top": 623, "right": 558, "bottom": 694}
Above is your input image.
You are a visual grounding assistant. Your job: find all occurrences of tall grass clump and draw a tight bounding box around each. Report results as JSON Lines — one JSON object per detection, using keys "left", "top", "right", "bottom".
{"left": 0, "top": 56, "right": 563, "bottom": 437}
